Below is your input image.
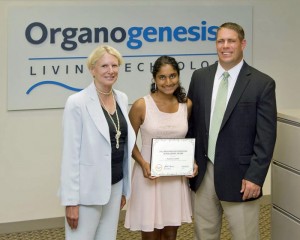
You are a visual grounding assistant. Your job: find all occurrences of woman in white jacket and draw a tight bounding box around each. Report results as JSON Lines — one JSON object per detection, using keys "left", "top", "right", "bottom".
{"left": 60, "top": 45, "right": 135, "bottom": 240}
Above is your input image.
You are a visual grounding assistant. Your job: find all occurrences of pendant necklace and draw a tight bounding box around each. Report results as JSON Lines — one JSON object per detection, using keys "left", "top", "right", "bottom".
{"left": 98, "top": 92, "right": 121, "bottom": 149}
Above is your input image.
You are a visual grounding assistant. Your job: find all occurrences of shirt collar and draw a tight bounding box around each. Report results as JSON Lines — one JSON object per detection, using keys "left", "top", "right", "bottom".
{"left": 216, "top": 59, "right": 244, "bottom": 80}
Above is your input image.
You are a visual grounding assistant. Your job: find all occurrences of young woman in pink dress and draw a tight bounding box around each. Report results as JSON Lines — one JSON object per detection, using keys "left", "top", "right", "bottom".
{"left": 125, "top": 56, "right": 198, "bottom": 240}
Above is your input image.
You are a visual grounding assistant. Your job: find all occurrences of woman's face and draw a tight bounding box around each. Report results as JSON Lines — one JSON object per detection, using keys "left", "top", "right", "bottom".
{"left": 91, "top": 52, "right": 119, "bottom": 88}
{"left": 155, "top": 64, "right": 179, "bottom": 95}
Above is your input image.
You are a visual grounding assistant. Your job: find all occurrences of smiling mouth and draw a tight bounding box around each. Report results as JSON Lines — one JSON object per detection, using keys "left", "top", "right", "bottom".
{"left": 164, "top": 86, "right": 175, "bottom": 90}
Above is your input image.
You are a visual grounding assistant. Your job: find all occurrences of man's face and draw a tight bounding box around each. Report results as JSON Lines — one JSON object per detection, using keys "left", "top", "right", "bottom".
{"left": 216, "top": 27, "right": 246, "bottom": 70}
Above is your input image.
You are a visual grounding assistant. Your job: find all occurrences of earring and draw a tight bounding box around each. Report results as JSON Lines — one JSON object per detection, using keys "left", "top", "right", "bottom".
{"left": 154, "top": 82, "right": 157, "bottom": 91}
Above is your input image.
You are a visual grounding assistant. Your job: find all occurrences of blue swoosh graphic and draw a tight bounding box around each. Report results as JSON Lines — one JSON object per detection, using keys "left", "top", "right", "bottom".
{"left": 26, "top": 80, "right": 82, "bottom": 95}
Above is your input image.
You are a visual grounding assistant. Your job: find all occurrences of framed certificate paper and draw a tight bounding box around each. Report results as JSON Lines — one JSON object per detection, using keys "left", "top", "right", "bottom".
{"left": 150, "top": 138, "right": 195, "bottom": 176}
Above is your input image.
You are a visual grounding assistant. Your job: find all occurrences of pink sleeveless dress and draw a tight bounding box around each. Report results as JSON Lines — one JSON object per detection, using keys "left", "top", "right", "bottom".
{"left": 124, "top": 95, "right": 192, "bottom": 231}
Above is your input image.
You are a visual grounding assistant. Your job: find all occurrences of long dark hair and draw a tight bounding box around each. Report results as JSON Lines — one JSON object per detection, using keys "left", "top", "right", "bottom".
{"left": 151, "top": 56, "right": 187, "bottom": 103}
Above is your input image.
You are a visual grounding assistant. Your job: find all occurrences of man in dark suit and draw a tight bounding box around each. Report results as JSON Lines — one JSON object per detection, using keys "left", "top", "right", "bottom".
{"left": 187, "top": 22, "right": 277, "bottom": 239}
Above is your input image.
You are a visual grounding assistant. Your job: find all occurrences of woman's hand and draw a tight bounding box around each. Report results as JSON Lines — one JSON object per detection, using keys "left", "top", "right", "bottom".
{"left": 186, "top": 162, "right": 198, "bottom": 178}
{"left": 141, "top": 161, "right": 157, "bottom": 180}
{"left": 66, "top": 205, "right": 79, "bottom": 229}
{"left": 120, "top": 195, "right": 126, "bottom": 209}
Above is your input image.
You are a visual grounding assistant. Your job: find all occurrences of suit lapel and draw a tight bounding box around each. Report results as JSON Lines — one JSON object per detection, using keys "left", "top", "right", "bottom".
{"left": 85, "top": 83, "right": 111, "bottom": 144}
{"left": 221, "top": 62, "right": 251, "bottom": 129}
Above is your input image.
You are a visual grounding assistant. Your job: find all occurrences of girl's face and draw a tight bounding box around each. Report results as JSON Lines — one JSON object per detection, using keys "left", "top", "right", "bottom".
{"left": 155, "top": 64, "right": 179, "bottom": 95}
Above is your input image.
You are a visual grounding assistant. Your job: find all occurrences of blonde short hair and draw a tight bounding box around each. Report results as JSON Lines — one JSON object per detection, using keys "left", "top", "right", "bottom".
{"left": 86, "top": 45, "right": 124, "bottom": 70}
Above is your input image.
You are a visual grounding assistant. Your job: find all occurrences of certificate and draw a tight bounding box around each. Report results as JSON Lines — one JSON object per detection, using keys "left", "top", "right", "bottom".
{"left": 150, "top": 138, "right": 195, "bottom": 176}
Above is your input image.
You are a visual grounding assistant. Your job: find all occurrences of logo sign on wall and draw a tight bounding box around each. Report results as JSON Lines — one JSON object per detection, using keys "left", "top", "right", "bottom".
{"left": 7, "top": 4, "right": 252, "bottom": 110}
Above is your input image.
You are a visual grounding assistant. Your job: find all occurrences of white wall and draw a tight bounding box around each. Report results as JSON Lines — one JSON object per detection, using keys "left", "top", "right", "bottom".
{"left": 0, "top": 0, "right": 299, "bottom": 224}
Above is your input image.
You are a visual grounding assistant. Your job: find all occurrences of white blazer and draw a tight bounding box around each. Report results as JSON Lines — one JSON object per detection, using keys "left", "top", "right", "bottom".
{"left": 60, "top": 82, "right": 135, "bottom": 206}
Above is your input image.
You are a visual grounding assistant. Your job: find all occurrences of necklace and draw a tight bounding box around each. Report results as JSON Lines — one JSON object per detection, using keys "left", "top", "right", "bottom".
{"left": 98, "top": 93, "right": 121, "bottom": 149}
{"left": 95, "top": 86, "right": 112, "bottom": 95}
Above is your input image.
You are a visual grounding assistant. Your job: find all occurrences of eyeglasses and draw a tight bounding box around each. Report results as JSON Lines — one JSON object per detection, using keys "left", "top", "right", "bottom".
{"left": 157, "top": 73, "right": 178, "bottom": 81}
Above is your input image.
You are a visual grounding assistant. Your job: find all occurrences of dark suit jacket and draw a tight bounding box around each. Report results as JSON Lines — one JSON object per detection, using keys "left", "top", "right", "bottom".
{"left": 187, "top": 61, "right": 277, "bottom": 202}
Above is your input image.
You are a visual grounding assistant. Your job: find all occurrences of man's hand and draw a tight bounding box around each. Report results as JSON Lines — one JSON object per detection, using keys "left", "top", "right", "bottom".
{"left": 240, "top": 179, "right": 261, "bottom": 200}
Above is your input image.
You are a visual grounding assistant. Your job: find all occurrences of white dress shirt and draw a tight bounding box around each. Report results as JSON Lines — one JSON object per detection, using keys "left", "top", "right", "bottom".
{"left": 210, "top": 60, "right": 244, "bottom": 124}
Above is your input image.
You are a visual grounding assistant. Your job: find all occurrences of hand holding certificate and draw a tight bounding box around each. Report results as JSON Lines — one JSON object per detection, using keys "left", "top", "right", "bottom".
{"left": 150, "top": 138, "right": 195, "bottom": 176}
